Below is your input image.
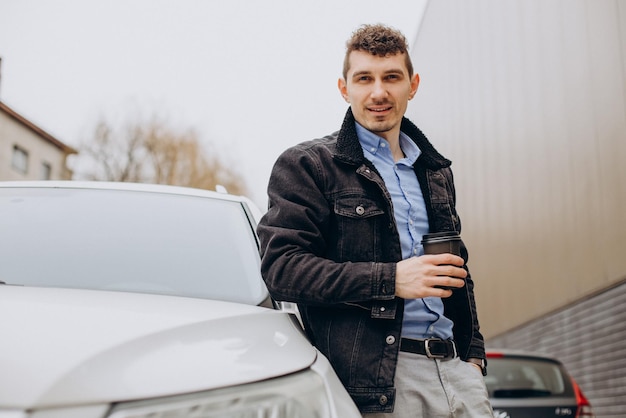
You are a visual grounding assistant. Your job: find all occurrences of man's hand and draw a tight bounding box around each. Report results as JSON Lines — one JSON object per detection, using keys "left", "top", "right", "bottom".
{"left": 468, "top": 362, "right": 483, "bottom": 373}
{"left": 395, "top": 254, "right": 466, "bottom": 299}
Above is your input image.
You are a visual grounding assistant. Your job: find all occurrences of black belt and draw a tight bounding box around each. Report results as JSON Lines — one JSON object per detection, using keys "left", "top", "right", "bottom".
{"left": 400, "top": 338, "right": 457, "bottom": 359}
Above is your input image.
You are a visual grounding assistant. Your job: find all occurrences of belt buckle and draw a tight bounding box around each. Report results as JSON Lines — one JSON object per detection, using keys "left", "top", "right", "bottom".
{"left": 424, "top": 338, "right": 446, "bottom": 359}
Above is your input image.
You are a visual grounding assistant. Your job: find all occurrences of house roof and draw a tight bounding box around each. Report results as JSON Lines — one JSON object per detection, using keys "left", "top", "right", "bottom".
{"left": 0, "top": 101, "right": 77, "bottom": 154}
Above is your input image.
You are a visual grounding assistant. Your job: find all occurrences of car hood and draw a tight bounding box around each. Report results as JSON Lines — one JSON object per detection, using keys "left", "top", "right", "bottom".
{"left": 0, "top": 286, "right": 316, "bottom": 409}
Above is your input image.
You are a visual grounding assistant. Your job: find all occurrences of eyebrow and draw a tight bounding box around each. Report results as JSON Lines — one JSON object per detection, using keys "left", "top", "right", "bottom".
{"left": 351, "top": 69, "right": 405, "bottom": 78}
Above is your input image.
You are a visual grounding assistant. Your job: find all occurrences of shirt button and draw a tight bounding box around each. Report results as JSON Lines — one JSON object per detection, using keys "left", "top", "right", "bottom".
{"left": 356, "top": 206, "right": 365, "bottom": 215}
{"left": 386, "top": 335, "right": 396, "bottom": 345}
{"left": 379, "top": 395, "right": 388, "bottom": 405}
{"left": 380, "top": 306, "right": 386, "bottom": 312}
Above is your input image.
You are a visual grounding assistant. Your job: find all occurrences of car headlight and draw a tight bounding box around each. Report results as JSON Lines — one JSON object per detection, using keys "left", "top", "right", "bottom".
{"left": 107, "top": 369, "right": 331, "bottom": 418}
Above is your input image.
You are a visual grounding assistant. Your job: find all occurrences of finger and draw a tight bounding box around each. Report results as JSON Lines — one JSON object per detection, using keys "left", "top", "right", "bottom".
{"left": 436, "top": 288, "right": 454, "bottom": 298}
{"left": 449, "top": 265, "right": 467, "bottom": 279}
{"left": 446, "top": 253, "right": 465, "bottom": 266}
{"left": 447, "top": 254, "right": 465, "bottom": 266}
{"left": 424, "top": 253, "right": 465, "bottom": 267}
{"left": 468, "top": 362, "right": 483, "bottom": 373}
{"left": 435, "top": 265, "right": 467, "bottom": 279}
{"left": 435, "top": 277, "right": 465, "bottom": 289}
{"left": 450, "top": 277, "right": 465, "bottom": 288}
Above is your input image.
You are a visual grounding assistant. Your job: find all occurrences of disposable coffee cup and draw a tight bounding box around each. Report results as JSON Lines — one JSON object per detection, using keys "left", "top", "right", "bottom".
{"left": 421, "top": 231, "right": 462, "bottom": 290}
{"left": 421, "top": 231, "right": 461, "bottom": 256}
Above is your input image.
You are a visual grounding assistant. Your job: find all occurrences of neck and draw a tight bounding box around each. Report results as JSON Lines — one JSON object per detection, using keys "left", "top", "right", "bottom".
{"left": 390, "top": 140, "right": 405, "bottom": 162}
{"left": 376, "top": 126, "right": 403, "bottom": 160}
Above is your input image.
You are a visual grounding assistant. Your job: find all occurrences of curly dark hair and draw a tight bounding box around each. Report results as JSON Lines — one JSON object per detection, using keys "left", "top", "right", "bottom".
{"left": 342, "top": 24, "right": 413, "bottom": 79}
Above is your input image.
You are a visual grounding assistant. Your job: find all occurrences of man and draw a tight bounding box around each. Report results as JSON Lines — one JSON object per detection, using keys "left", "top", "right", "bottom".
{"left": 257, "top": 24, "right": 492, "bottom": 417}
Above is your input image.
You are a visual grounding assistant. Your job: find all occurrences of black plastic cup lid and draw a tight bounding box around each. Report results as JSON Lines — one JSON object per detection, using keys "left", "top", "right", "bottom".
{"left": 422, "top": 231, "right": 461, "bottom": 242}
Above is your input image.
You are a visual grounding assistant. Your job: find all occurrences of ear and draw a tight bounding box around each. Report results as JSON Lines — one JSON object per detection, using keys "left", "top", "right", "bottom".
{"left": 408, "top": 73, "right": 420, "bottom": 100}
{"left": 338, "top": 78, "right": 350, "bottom": 103}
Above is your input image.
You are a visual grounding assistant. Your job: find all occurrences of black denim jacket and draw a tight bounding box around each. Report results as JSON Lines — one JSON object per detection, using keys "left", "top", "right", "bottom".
{"left": 257, "top": 109, "right": 485, "bottom": 413}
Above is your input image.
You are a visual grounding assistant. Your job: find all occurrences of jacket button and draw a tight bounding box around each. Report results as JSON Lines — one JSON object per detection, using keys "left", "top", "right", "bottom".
{"left": 379, "top": 395, "right": 388, "bottom": 405}
{"left": 356, "top": 206, "right": 365, "bottom": 215}
{"left": 386, "top": 335, "right": 396, "bottom": 345}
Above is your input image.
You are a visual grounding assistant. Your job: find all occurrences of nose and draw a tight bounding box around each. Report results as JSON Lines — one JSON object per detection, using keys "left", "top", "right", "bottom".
{"left": 370, "top": 79, "right": 388, "bottom": 100}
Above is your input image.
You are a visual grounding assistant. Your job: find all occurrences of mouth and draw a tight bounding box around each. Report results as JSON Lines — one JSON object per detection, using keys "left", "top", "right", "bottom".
{"left": 367, "top": 105, "right": 393, "bottom": 113}
{"left": 367, "top": 104, "right": 393, "bottom": 116}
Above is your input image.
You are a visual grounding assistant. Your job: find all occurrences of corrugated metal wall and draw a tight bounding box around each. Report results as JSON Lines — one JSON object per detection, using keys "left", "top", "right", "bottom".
{"left": 409, "top": 0, "right": 626, "bottom": 336}
{"left": 409, "top": 1, "right": 626, "bottom": 415}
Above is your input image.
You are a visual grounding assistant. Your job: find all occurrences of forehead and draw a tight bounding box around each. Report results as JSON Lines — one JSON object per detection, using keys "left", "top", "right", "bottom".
{"left": 347, "top": 50, "right": 409, "bottom": 76}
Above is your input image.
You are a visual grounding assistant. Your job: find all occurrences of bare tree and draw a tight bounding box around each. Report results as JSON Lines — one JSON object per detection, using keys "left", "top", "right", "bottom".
{"left": 74, "top": 115, "right": 247, "bottom": 195}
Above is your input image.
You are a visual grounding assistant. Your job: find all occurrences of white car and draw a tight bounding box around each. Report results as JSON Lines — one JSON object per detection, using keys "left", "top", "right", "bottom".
{"left": 0, "top": 181, "right": 360, "bottom": 418}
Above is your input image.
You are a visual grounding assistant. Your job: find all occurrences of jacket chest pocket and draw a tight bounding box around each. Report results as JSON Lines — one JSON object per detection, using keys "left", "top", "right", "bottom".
{"left": 333, "top": 196, "right": 386, "bottom": 261}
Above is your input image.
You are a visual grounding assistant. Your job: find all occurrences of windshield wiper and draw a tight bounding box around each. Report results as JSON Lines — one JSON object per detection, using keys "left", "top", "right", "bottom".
{"left": 0, "top": 280, "right": 23, "bottom": 286}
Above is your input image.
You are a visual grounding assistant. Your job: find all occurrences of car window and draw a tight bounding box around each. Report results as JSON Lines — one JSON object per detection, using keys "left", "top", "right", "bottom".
{"left": 0, "top": 187, "right": 268, "bottom": 305}
{"left": 484, "top": 357, "right": 575, "bottom": 398}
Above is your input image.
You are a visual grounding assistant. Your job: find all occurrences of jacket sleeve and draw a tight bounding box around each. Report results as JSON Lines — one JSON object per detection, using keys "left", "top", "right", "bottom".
{"left": 257, "top": 145, "right": 396, "bottom": 305}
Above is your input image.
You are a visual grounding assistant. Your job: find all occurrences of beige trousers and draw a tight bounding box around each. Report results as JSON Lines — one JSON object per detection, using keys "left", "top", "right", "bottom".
{"left": 363, "top": 351, "right": 493, "bottom": 418}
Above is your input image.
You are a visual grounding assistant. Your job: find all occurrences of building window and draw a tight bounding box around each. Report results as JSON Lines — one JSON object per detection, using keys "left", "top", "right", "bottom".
{"left": 40, "top": 162, "right": 52, "bottom": 180}
{"left": 12, "top": 145, "right": 29, "bottom": 174}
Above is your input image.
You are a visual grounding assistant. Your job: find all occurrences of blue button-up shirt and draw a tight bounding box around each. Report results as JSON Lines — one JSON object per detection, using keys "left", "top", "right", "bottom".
{"left": 356, "top": 123, "right": 453, "bottom": 339}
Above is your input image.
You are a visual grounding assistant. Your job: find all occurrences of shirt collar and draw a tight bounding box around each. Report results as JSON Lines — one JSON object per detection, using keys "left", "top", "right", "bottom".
{"left": 355, "top": 122, "right": 421, "bottom": 165}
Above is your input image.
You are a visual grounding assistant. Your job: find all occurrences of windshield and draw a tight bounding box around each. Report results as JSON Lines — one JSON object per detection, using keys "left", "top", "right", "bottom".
{"left": 484, "top": 356, "right": 575, "bottom": 398}
{"left": 0, "top": 186, "right": 268, "bottom": 305}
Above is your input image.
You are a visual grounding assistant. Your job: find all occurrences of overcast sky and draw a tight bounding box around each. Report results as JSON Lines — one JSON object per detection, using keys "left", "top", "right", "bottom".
{"left": 0, "top": 0, "right": 427, "bottom": 207}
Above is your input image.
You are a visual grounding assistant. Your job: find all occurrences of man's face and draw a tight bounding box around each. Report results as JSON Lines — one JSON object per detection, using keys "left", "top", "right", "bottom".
{"left": 338, "top": 50, "right": 419, "bottom": 142}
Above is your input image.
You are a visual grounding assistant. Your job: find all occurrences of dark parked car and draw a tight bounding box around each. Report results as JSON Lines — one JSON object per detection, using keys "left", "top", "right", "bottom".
{"left": 486, "top": 350, "right": 595, "bottom": 418}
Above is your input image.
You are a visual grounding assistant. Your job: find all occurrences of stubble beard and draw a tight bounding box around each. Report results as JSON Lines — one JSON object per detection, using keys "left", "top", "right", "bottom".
{"left": 365, "top": 118, "right": 396, "bottom": 136}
